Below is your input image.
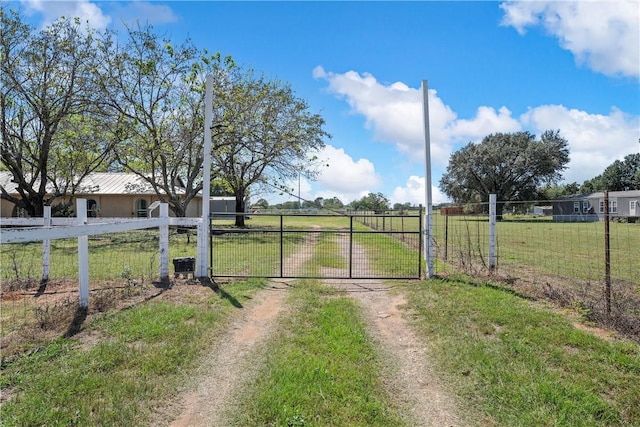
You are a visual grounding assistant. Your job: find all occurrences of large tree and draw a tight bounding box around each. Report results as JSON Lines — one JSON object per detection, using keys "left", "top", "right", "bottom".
{"left": 351, "top": 192, "right": 390, "bottom": 213}
{"left": 211, "top": 67, "right": 330, "bottom": 226}
{"left": 0, "top": 8, "right": 113, "bottom": 217}
{"left": 581, "top": 153, "right": 640, "bottom": 192}
{"left": 96, "top": 24, "right": 234, "bottom": 217}
{"left": 440, "top": 130, "right": 570, "bottom": 218}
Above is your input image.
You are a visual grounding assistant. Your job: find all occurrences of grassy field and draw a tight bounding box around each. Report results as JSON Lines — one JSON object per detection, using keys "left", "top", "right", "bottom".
{"left": 0, "top": 279, "right": 267, "bottom": 426}
{"left": 402, "top": 278, "right": 640, "bottom": 426}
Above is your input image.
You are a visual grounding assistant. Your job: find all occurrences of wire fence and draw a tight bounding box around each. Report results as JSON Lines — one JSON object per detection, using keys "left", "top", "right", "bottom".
{"left": 0, "top": 227, "right": 198, "bottom": 360}
{"left": 357, "top": 200, "right": 639, "bottom": 338}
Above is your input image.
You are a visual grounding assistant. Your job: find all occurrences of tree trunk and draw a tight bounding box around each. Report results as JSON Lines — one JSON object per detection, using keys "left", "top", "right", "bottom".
{"left": 234, "top": 194, "right": 245, "bottom": 227}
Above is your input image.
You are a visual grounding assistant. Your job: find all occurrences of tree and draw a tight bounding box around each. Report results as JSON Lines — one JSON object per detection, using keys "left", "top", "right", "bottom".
{"left": 96, "top": 24, "right": 234, "bottom": 217}
{"left": 352, "top": 192, "right": 389, "bottom": 213}
{"left": 211, "top": 67, "right": 330, "bottom": 226}
{"left": 539, "top": 182, "right": 581, "bottom": 200}
{"left": 581, "top": 153, "right": 640, "bottom": 192}
{"left": 323, "top": 196, "right": 344, "bottom": 210}
{"left": 0, "top": 8, "right": 113, "bottom": 217}
{"left": 439, "top": 130, "right": 569, "bottom": 218}
{"left": 253, "top": 198, "right": 269, "bottom": 209}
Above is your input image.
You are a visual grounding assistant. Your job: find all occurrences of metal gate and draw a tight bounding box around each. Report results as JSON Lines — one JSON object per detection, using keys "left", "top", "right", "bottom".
{"left": 209, "top": 211, "right": 423, "bottom": 279}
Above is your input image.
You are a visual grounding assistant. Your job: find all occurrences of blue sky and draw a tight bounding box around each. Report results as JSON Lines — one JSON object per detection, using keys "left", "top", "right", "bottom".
{"left": 16, "top": 0, "right": 640, "bottom": 205}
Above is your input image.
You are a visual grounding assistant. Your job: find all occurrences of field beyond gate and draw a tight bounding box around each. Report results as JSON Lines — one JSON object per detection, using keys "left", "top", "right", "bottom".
{"left": 209, "top": 212, "right": 423, "bottom": 279}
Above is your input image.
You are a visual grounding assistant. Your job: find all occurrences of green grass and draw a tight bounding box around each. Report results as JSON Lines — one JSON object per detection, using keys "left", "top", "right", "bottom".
{"left": 0, "top": 279, "right": 266, "bottom": 426}
{"left": 431, "top": 214, "right": 639, "bottom": 284}
{"left": 231, "top": 279, "right": 405, "bottom": 426}
{"left": 402, "top": 278, "right": 640, "bottom": 426}
{"left": 0, "top": 230, "right": 198, "bottom": 283}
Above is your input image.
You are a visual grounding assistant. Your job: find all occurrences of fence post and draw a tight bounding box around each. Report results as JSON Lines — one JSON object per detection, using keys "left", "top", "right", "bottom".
{"left": 489, "top": 194, "right": 497, "bottom": 270}
{"left": 604, "top": 191, "right": 611, "bottom": 316}
{"left": 42, "top": 206, "right": 51, "bottom": 283}
{"left": 159, "top": 203, "right": 169, "bottom": 280}
{"left": 76, "top": 199, "right": 89, "bottom": 308}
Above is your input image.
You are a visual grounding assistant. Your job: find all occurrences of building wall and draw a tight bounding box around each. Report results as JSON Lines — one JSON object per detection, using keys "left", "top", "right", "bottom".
{"left": 1, "top": 194, "right": 202, "bottom": 218}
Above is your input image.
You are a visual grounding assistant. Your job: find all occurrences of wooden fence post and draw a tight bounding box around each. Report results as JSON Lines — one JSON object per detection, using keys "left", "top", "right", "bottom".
{"left": 42, "top": 206, "right": 51, "bottom": 283}
{"left": 76, "top": 199, "right": 89, "bottom": 308}
{"left": 159, "top": 203, "right": 169, "bottom": 280}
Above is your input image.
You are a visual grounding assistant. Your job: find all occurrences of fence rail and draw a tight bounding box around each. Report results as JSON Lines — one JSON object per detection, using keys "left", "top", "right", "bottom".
{"left": 1, "top": 200, "right": 203, "bottom": 308}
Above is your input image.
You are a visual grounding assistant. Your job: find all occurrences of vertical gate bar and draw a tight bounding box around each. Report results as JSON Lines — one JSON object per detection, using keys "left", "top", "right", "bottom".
{"left": 419, "top": 205, "right": 423, "bottom": 279}
{"left": 604, "top": 191, "right": 611, "bottom": 316}
{"left": 349, "top": 215, "right": 354, "bottom": 278}
{"left": 209, "top": 217, "right": 213, "bottom": 276}
{"left": 280, "top": 215, "right": 284, "bottom": 278}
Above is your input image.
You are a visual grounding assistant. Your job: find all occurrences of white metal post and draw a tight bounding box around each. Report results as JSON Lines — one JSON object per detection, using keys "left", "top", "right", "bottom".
{"left": 489, "top": 194, "right": 497, "bottom": 270}
{"left": 42, "top": 205, "right": 51, "bottom": 282}
{"left": 76, "top": 199, "right": 89, "bottom": 308}
{"left": 422, "top": 80, "right": 434, "bottom": 277}
{"left": 196, "top": 74, "right": 213, "bottom": 277}
{"left": 159, "top": 203, "right": 169, "bottom": 279}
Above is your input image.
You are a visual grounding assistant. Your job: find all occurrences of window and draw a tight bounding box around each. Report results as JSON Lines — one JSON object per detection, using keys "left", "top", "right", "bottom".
{"left": 573, "top": 202, "right": 580, "bottom": 213}
{"left": 582, "top": 201, "right": 590, "bottom": 213}
{"left": 87, "top": 199, "right": 98, "bottom": 218}
{"left": 135, "top": 199, "right": 148, "bottom": 217}
{"left": 598, "top": 199, "right": 617, "bottom": 214}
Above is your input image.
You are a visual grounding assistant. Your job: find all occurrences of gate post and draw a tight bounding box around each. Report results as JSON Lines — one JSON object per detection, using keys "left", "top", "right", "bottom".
{"left": 159, "top": 203, "right": 169, "bottom": 279}
{"left": 42, "top": 206, "right": 51, "bottom": 283}
{"left": 76, "top": 199, "right": 90, "bottom": 308}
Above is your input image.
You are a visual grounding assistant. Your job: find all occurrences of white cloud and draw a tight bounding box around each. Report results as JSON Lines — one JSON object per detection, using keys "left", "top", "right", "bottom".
{"left": 315, "top": 145, "right": 381, "bottom": 201}
{"left": 20, "top": 0, "right": 179, "bottom": 30}
{"left": 500, "top": 0, "right": 640, "bottom": 79}
{"left": 520, "top": 105, "right": 640, "bottom": 183}
{"left": 21, "top": 0, "right": 111, "bottom": 29}
{"left": 259, "top": 145, "right": 379, "bottom": 205}
{"left": 314, "top": 67, "right": 526, "bottom": 168}
{"left": 392, "top": 176, "right": 449, "bottom": 206}
{"left": 316, "top": 67, "right": 639, "bottom": 195}
{"left": 112, "top": 1, "right": 179, "bottom": 26}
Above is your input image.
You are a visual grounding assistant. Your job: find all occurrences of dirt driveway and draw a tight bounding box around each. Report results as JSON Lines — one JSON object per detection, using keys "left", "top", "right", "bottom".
{"left": 162, "top": 234, "right": 461, "bottom": 426}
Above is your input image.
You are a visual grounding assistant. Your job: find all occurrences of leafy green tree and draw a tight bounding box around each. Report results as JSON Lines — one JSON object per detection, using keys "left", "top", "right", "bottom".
{"left": 581, "top": 153, "right": 640, "bottom": 192}
{"left": 353, "top": 192, "right": 389, "bottom": 213}
{"left": 538, "top": 182, "right": 581, "bottom": 200}
{"left": 0, "top": 8, "right": 113, "bottom": 217}
{"left": 323, "top": 197, "right": 344, "bottom": 210}
{"left": 439, "top": 130, "right": 569, "bottom": 218}
{"left": 211, "top": 67, "right": 330, "bottom": 226}
{"left": 96, "top": 23, "right": 235, "bottom": 217}
{"left": 253, "top": 198, "right": 269, "bottom": 209}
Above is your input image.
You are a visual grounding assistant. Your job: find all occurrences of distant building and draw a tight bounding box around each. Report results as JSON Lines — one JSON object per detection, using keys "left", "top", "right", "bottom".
{"left": 0, "top": 172, "right": 203, "bottom": 218}
{"left": 552, "top": 190, "right": 640, "bottom": 222}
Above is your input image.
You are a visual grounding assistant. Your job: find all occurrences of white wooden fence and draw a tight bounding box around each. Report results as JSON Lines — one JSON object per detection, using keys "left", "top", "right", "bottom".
{"left": 0, "top": 199, "right": 205, "bottom": 308}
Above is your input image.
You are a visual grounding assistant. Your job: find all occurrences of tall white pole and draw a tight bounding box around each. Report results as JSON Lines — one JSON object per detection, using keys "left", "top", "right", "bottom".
{"left": 422, "top": 80, "right": 434, "bottom": 278}
{"left": 197, "top": 74, "right": 213, "bottom": 277}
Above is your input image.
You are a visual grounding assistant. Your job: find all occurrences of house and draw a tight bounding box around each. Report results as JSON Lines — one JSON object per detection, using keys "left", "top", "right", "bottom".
{"left": 552, "top": 190, "right": 640, "bottom": 222}
{"left": 0, "top": 172, "right": 203, "bottom": 218}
